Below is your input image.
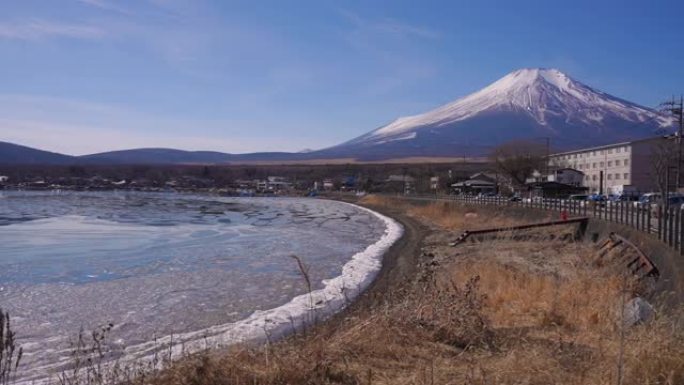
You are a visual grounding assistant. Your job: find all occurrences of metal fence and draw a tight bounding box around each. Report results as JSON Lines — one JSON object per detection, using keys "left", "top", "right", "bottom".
{"left": 407, "top": 194, "right": 684, "bottom": 255}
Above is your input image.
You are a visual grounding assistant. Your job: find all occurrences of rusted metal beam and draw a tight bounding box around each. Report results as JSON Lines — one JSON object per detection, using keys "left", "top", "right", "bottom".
{"left": 449, "top": 217, "right": 590, "bottom": 246}
{"left": 607, "top": 233, "right": 660, "bottom": 281}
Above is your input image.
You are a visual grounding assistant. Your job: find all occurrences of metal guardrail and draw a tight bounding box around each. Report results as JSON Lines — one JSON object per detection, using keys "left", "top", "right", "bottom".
{"left": 402, "top": 193, "right": 684, "bottom": 256}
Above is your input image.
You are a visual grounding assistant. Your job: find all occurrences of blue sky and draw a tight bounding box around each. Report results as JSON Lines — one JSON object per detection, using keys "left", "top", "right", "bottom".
{"left": 1, "top": 0, "right": 683, "bottom": 155}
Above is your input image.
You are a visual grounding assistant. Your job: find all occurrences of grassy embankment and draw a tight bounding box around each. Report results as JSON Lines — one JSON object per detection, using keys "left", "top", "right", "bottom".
{"left": 6, "top": 195, "right": 684, "bottom": 385}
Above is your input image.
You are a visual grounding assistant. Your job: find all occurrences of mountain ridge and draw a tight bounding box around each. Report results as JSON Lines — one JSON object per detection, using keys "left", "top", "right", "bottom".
{"left": 330, "top": 68, "right": 673, "bottom": 158}
{"left": 0, "top": 68, "right": 675, "bottom": 165}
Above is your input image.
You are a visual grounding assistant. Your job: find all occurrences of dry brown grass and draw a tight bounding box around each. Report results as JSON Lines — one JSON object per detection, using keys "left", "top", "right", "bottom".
{"left": 28, "top": 196, "right": 684, "bottom": 385}
{"left": 120, "top": 230, "right": 681, "bottom": 385}
{"left": 623, "top": 313, "right": 684, "bottom": 385}
{"left": 446, "top": 250, "right": 622, "bottom": 335}
{"left": 434, "top": 235, "right": 684, "bottom": 385}
{"left": 360, "top": 195, "right": 524, "bottom": 231}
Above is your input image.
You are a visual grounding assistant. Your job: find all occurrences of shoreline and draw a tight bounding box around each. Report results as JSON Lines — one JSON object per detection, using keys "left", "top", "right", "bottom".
{"left": 12, "top": 194, "right": 409, "bottom": 383}
{"left": 117, "top": 198, "right": 405, "bottom": 361}
{"left": 329, "top": 197, "right": 427, "bottom": 311}
{"left": 26, "top": 195, "right": 682, "bottom": 384}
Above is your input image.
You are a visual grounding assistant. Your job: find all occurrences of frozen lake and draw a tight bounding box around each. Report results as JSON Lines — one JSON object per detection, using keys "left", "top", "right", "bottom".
{"left": 0, "top": 191, "right": 401, "bottom": 381}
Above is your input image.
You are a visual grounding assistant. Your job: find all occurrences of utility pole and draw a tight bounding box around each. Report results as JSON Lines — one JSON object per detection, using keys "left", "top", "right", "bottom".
{"left": 533, "top": 137, "right": 551, "bottom": 175}
{"left": 661, "top": 95, "right": 684, "bottom": 189}
{"left": 544, "top": 137, "right": 550, "bottom": 176}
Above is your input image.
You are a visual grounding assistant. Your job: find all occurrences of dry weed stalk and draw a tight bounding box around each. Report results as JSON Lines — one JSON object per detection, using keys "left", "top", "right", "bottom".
{"left": 0, "top": 309, "right": 22, "bottom": 385}
{"left": 416, "top": 275, "right": 493, "bottom": 350}
{"left": 289, "top": 254, "right": 317, "bottom": 329}
{"left": 59, "top": 323, "right": 114, "bottom": 385}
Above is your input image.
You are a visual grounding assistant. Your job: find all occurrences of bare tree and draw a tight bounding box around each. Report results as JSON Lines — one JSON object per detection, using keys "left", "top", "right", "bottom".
{"left": 490, "top": 140, "right": 547, "bottom": 187}
{"left": 651, "top": 135, "right": 678, "bottom": 199}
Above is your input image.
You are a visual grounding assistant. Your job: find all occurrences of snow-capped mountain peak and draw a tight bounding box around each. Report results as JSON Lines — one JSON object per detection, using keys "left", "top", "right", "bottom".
{"left": 357, "top": 68, "right": 672, "bottom": 143}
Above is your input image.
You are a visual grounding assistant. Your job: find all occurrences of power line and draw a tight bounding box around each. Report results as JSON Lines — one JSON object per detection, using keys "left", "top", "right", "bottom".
{"left": 660, "top": 95, "right": 684, "bottom": 189}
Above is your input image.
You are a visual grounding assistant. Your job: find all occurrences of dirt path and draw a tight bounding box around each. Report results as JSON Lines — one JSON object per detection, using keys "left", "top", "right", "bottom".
{"left": 309, "top": 197, "right": 430, "bottom": 334}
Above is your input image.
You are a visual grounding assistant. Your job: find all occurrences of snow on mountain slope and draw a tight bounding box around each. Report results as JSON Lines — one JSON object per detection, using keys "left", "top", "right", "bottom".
{"left": 330, "top": 68, "right": 674, "bottom": 158}
{"left": 3, "top": 68, "right": 675, "bottom": 164}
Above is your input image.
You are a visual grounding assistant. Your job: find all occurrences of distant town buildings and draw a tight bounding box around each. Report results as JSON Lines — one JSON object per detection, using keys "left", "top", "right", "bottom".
{"left": 526, "top": 168, "right": 585, "bottom": 186}
{"left": 386, "top": 174, "right": 416, "bottom": 195}
{"left": 549, "top": 136, "right": 665, "bottom": 195}
{"left": 524, "top": 168, "right": 588, "bottom": 198}
{"left": 452, "top": 172, "right": 497, "bottom": 195}
{"left": 322, "top": 179, "right": 335, "bottom": 191}
{"left": 430, "top": 176, "right": 439, "bottom": 191}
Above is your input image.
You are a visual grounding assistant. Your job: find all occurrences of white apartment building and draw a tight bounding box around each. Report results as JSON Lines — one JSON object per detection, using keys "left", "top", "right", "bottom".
{"left": 549, "top": 137, "right": 665, "bottom": 195}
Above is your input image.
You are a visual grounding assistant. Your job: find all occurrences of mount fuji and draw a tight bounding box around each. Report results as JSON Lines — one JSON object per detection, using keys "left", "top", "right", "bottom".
{"left": 1, "top": 68, "right": 677, "bottom": 165}
{"left": 316, "top": 68, "right": 674, "bottom": 160}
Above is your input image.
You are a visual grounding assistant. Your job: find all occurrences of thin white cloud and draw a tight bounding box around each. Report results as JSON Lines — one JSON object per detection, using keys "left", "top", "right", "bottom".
{"left": 338, "top": 9, "right": 440, "bottom": 40}
{"left": 374, "top": 19, "right": 440, "bottom": 40}
{"left": 76, "top": 0, "right": 133, "bottom": 15}
{"left": 0, "top": 19, "right": 105, "bottom": 41}
{"left": 334, "top": 9, "right": 440, "bottom": 97}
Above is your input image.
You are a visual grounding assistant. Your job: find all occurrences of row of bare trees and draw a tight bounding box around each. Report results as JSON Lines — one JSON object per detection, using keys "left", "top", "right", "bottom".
{"left": 489, "top": 140, "right": 547, "bottom": 192}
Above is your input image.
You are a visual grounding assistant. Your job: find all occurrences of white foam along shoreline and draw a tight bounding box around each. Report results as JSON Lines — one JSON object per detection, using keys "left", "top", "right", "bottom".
{"left": 15, "top": 198, "right": 403, "bottom": 384}
{"left": 112, "top": 199, "right": 404, "bottom": 364}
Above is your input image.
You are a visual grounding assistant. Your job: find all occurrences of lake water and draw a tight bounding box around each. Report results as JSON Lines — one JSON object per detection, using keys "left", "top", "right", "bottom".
{"left": 0, "top": 191, "right": 402, "bottom": 381}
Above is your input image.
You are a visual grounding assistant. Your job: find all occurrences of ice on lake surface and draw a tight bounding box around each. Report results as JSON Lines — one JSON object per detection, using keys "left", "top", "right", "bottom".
{"left": 0, "top": 191, "right": 398, "bottom": 380}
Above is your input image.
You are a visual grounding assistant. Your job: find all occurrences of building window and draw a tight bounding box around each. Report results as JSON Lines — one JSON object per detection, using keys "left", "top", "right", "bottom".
{"left": 608, "top": 149, "right": 613, "bottom": 154}
{"left": 593, "top": 163, "right": 597, "bottom": 168}
{"left": 592, "top": 175, "right": 597, "bottom": 181}
{"left": 615, "top": 173, "right": 620, "bottom": 180}
{"left": 607, "top": 161, "right": 612, "bottom": 167}
{"left": 624, "top": 173, "right": 629, "bottom": 180}
{"left": 616, "top": 147, "right": 621, "bottom": 153}
{"left": 625, "top": 146, "right": 630, "bottom": 152}
{"left": 600, "top": 161, "right": 604, "bottom": 167}
{"left": 615, "top": 160, "right": 621, "bottom": 166}
{"left": 624, "top": 159, "right": 630, "bottom": 166}
{"left": 607, "top": 174, "right": 612, "bottom": 180}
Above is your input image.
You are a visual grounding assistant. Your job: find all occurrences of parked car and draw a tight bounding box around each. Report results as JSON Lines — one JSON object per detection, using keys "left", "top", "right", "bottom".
{"left": 588, "top": 194, "right": 607, "bottom": 201}
{"left": 650, "top": 194, "right": 684, "bottom": 217}
{"left": 568, "top": 194, "right": 589, "bottom": 201}
{"left": 616, "top": 194, "right": 639, "bottom": 202}
{"left": 606, "top": 194, "right": 639, "bottom": 207}
{"left": 564, "top": 194, "right": 589, "bottom": 207}
{"left": 522, "top": 196, "right": 544, "bottom": 204}
{"left": 635, "top": 193, "right": 661, "bottom": 209}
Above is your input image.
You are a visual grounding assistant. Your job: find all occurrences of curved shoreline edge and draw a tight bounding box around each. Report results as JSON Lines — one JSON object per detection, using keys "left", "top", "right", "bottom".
{"left": 116, "top": 199, "right": 405, "bottom": 362}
